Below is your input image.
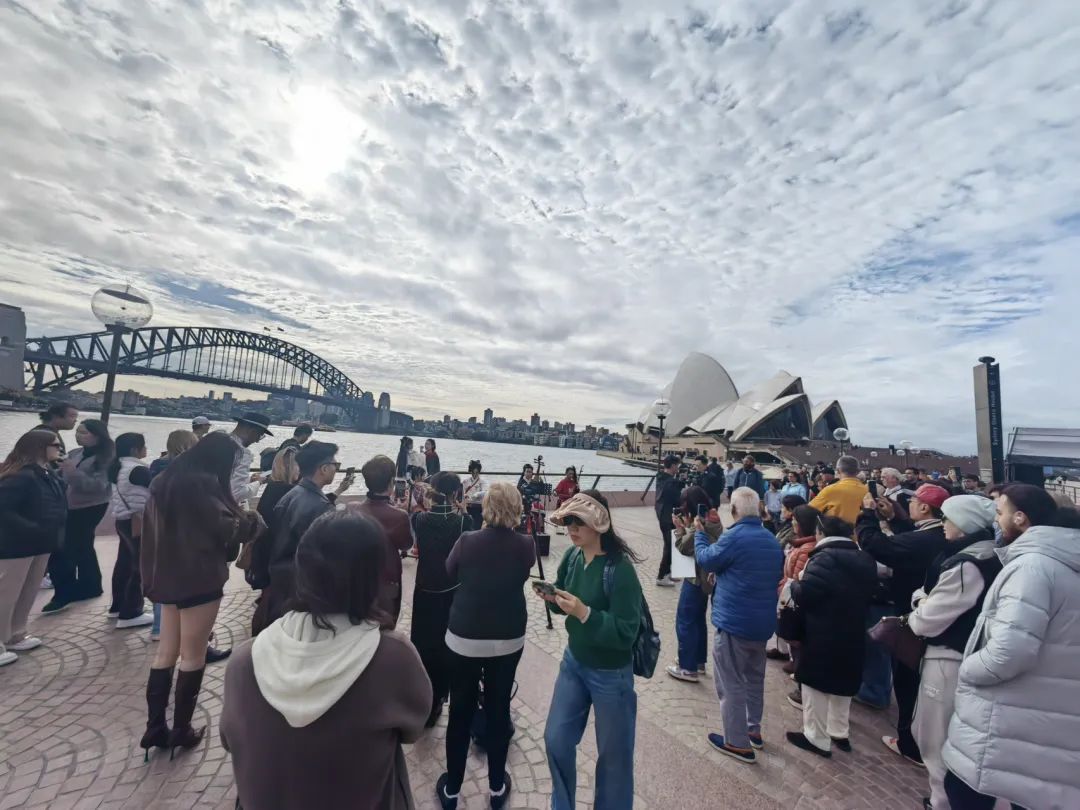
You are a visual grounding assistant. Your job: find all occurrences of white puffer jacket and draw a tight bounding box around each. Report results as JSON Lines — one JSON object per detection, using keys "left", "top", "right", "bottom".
{"left": 942, "top": 525, "right": 1080, "bottom": 810}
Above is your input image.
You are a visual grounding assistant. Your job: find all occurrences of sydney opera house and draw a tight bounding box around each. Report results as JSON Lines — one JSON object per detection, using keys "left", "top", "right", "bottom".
{"left": 625, "top": 352, "right": 849, "bottom": 462}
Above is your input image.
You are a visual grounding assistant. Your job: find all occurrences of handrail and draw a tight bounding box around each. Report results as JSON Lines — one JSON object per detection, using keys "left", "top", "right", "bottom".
{"left": 247, "top": 468, "right": 658, "bottom": 493}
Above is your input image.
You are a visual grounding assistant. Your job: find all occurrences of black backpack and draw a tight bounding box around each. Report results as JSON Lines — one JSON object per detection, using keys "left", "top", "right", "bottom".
{"left": 572, "top": 549, "right": 661, "bottom": 678}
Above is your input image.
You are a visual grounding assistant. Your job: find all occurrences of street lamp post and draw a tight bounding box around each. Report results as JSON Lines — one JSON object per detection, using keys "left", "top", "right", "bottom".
{"left": 91, "top": 285, "right": 153, "bottom": 425}
{"left": 833, "top": 427, "right": 850, "bottom": 457}
{"left": 653, "top": 397, "right": 672, "bottom": 471}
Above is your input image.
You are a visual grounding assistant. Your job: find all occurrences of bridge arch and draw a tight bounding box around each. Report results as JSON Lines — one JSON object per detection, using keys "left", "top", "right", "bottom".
{"left": 24, "top": 327, "right": 370, "bottom": 414}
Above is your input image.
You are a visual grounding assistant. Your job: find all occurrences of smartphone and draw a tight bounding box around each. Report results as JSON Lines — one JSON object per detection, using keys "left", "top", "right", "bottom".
{"left": 532, "top": 581, "right": 557, "bottom": 597}
{"left": 696, "top": 504, "right": 707, "bottom": 519}
{"left": 868, "top": 480, "right": 878, "bottom": 498}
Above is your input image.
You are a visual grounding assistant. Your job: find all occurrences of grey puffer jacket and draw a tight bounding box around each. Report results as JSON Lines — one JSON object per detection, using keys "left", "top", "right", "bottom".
{"left": 942, "top": 526, "right": 1080, "bottom": 810}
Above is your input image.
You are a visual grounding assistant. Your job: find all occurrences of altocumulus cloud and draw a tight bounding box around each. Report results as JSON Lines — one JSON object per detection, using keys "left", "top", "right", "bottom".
{"left": 0, "top": 0, "right": 1078, "bottom": 450}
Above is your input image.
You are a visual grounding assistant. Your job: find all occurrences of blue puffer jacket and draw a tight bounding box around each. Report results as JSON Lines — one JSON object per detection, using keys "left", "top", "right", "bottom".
{"left": 695, "top": 517, "right": 784, "bottom": 641}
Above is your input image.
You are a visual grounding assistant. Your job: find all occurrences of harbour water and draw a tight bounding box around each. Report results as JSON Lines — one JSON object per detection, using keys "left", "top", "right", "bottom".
{"left": 0, "top": 412, "right": 648, "bottom": 489}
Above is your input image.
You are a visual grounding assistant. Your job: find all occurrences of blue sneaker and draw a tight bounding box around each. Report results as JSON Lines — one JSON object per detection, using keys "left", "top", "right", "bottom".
{"left": 708, "top": 733, "right": 756, "bottom": 764}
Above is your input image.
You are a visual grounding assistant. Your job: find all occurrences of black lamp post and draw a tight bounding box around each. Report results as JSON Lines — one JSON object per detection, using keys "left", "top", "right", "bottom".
{"left": 91, "top": 285, "right": 153, "bottom": 425}
{"left": 653, "top": 397, "right": 672, "bottom": 470}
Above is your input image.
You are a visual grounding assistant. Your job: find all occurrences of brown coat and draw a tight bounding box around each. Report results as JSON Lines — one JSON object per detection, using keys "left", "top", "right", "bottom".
{"left": 220, "top": 631, "right": 431, "bottom": 810}
{"left": 141, "top": 474, "right": 261, "bottom": 604}
{"left": 350, "top": 495, "right": 414, "bottom": 620}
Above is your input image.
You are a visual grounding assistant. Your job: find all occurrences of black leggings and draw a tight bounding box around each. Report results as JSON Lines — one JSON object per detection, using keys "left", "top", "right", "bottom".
{"left": 893, "top": 658, "right": 922, "bottom": 761}
{"left": 445, "top": 647, "right": 522, "bottom": 794}
{"left": 111, "top": 519, "right": 145, "bottom": 620}
{"left": 49, "top": 503, "right": 108, "bottom": 604}
{"left": 944, "top": 771, "right": 1027, "bottom": 810}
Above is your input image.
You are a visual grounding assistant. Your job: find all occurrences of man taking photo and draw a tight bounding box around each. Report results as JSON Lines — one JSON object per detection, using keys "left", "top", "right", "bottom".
{"left": 654, "top": 455, "right": 684, "bottom": 587}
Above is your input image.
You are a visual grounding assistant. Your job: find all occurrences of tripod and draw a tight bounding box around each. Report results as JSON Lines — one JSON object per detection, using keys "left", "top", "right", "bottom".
{"left": 528, "top": 455, "right": 554, "bottom": 630}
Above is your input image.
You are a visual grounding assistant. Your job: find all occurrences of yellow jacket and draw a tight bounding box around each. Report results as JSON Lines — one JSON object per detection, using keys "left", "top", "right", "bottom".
{"left": 810, "top": 477, "right": 869, "bottom": 525}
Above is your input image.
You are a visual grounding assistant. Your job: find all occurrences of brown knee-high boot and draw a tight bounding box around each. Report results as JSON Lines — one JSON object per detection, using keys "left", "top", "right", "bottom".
{"left": 140, "top": 667, "right": 174, "bottom": 761}
{"left": 168, "top": 667, "right": 207, "bottom": 758}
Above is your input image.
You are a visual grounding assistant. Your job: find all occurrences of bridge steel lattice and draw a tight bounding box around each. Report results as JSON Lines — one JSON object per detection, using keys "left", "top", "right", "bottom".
{"left": 23, "top": 326, "right": 377, "bottom": 421}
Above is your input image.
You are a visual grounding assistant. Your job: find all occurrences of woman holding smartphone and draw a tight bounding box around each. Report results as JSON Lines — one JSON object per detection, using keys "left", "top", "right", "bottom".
{"left": 668, "top": 486, "right": 721, "bottom": 683}
{"left": 540, "top": 491, "right": 643, "bottom": 810}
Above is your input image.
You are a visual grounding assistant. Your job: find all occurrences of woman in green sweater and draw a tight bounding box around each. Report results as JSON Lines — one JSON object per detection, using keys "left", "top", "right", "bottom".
{"left": 537, "top": 491, "right": 643, "bottom": 810}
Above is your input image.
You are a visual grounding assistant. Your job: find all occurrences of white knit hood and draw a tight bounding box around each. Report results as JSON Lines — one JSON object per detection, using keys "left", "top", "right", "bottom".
{"left": 251, "top": 611, "right": 381, "bottom": 728}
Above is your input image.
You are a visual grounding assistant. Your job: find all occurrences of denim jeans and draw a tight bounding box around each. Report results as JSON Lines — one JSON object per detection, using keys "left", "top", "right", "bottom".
{"left": 151, "top": 603, "right": 161, "bottom": 636}
{"left": 857, "top": 603, "right": 894, "bottom": 708}
{"left": 675, "top": 580, "right": 708, "bottom": 671}
{"left": 545, "top": 649, "right": 636, "bottom": 810}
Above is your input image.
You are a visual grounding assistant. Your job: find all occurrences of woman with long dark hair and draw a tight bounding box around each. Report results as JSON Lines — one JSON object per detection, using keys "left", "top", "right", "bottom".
{"left": 44, "top": 419, "right": 114, "bottom": 613}
{"left": 411, "top": 472, "right": 471, "bottom": 727}
{"left": 0, "top": 430, "right": 67, "bottom": 667}
{"left": 554, "top": 467, "right": 580, "bottom": 507}
{"left": 220, "top": 512, "right": 431, "bottom": 809}
{"left": 139, "top": 432, "right": 263, "bottom": 760}
{"left": 107, "top": 432, "right": 153, "bottom": 629}
{"left": 541, "top": 490, "right": 643, "bottom": 810}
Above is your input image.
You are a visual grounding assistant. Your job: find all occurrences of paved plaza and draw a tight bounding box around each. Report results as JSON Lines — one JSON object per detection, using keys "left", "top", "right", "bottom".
{"left": 0, "top": 507, "right": 929, "bottom": 809}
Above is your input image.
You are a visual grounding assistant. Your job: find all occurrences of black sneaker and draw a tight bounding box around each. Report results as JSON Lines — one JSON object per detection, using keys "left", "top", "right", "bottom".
{"left": 205, "top": 646, "right": 232, "bottom": 665}
{"left": 490, "top": 771, "right": 512, "bottom": 810}
{"left": 41, "top": 600, "right": 69, "bottom": 615}
{"left": 831, "top": 736, "right": 853, "bottom": 752}
{"left": 435, "top": 773, "right": 458, "bottom": 810}
{"left": 786, "top": 731, "right": 831, "bottom": 758}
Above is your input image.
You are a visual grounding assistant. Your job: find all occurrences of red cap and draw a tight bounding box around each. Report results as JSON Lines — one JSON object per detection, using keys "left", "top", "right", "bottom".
{"left": 914, "top": 484, "right": 950, "bottom": 511}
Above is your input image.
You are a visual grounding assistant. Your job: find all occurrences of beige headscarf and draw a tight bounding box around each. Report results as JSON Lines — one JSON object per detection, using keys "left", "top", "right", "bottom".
{"left": 549, "top": 492, "right": 611, "bottom": 533}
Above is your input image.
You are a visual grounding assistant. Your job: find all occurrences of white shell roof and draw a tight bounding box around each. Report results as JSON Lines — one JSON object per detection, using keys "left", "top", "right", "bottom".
{"left": 730, "top": 393, "right": 812, "bottom": 441}
{"left": 639, "top": 352, "right": 739, "bottom": 435}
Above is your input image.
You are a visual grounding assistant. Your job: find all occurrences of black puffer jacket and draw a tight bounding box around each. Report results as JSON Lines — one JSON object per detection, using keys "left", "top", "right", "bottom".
{"left": 791, "top": 538, "right": 878, "bottom": 696}
{"left": 0, "top": 464, "right": 68, "bottom": 559}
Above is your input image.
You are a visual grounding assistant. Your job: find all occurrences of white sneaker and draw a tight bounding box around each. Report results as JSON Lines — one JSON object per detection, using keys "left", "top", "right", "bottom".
{"left": 666, "top": 664, "right": 700, "bottom": 683}
{"left": 655, "top": 575, "right": 676, "bottom": 587}
{"left": 8, "top": 637, "right": 42, "bottom": 652}
{"left": 116, "top": 614, "right": 155, "bottom": 629}
{"left": 105, "top": 610, "right": 119, "bottom": 619}
{"left": 40, "top": 576, "right": 53, "bottom": 590}
{"left": 0, "top": 650, "right": 17, "bottom": 667}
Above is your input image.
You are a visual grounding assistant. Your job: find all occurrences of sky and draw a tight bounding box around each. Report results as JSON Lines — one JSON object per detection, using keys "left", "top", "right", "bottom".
{"left": 1, "top": 0, "right": 1078, "bottom": 452}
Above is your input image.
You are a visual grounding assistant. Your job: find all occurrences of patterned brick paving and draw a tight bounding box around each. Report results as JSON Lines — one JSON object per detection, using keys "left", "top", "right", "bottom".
{"left": 0, "top": 507, "right": 929, "bottom": 809}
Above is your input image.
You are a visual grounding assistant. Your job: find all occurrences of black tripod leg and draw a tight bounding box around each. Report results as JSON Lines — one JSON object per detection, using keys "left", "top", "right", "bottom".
{"left": 533, "top": 533, "right": 554, "bottom": 629}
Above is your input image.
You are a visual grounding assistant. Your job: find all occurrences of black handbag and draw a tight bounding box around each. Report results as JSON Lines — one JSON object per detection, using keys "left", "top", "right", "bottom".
{"left": 777, "top": 604, "right": 805, "bottom": 642}
{"left": 868, "top": 616, "right": 926, "bottom": 671}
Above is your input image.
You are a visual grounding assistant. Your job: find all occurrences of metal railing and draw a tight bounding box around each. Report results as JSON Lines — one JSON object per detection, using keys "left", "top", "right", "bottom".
{"left": 1046, "top": 482, "right": 1080, "bottom": 505}
{"left": 248, "top": 468, "right": 659, "bottom": 494}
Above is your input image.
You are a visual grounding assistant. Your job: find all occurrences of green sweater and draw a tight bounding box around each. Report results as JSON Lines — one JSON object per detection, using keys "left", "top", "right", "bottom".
{"left": 551, "top": 546, "right": 642, "bottom": 669}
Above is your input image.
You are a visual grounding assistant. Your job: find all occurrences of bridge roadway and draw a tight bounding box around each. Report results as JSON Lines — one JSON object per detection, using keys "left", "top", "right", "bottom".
{"left": 0, "top": 507, "right": 927, "bottom": 809}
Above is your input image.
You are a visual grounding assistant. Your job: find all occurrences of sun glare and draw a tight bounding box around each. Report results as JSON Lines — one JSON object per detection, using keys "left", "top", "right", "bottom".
{"left": 283, "top": 85, "right": 358, "bottom": 191}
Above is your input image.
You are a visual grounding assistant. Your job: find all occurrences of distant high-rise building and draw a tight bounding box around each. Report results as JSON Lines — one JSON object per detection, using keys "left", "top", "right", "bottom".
{"left": 0, "top": 304, "right": 26, "bottom": 392}
{"left": 566, "top": 422, "right": 575, "bottom": 434}
{"left": 361, "top": 391, "right": 375, "bottom": 408}
{"left": 377, "top": 393, "right": 391, "bottom": 430}
{"left": 378, "top": 392, "right": 391, "bottom": 410}
{"left": 468, "top": 416, "right": 477, "bottom": 425}
{"left": 443, "top": 414, "right": 451, "bottom": 426}
{"left": 541, "top": 420, "right": 550, "bottom": 430}
{"left": 208, "top": 390, "right": 216, "bottom": 400}
{"left": 483, "top": 408, "right": 494, "bottom": 427}
{"left": 530, "top": 413, "right": 540, "bottom": 429}
{"left": 554, "top": 422, "right": 563, "bottom": 432}
{"left": 223, "top": 392, "right": 233, "bottom": 403}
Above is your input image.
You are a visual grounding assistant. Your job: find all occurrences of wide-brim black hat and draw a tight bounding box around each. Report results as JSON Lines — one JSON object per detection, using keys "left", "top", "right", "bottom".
{"left": 235, "top": 412, "right": 274, "bottom": 436}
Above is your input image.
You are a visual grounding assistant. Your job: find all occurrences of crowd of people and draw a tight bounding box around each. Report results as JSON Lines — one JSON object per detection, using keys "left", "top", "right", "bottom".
{"left": 3, "top": 408, "right": 1079, "bottom": 809}
{"left": 652, "top": 450, "right": 1080, "bottom": 810}
{"left": 0, "top": 413, "right": 645, "bottom": 810}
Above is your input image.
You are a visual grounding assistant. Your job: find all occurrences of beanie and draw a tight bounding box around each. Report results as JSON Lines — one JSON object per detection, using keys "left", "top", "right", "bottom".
{"left": 941, "top": 495, "right": 997, "bottom": 535}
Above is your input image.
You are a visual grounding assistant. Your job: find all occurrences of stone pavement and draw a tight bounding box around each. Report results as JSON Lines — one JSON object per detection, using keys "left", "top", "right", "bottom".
{"left": 0, "top": 507, "right": 930, "bottom": 809}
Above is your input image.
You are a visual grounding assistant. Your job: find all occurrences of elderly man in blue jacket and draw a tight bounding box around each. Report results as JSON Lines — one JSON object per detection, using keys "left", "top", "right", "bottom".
{"left": 695, "top": 486, "right": 784, "bottom": 764}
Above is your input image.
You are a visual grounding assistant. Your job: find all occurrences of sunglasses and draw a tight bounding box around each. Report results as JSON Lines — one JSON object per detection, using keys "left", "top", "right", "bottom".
{"left": 562, "top": 515, "right": 585, "bottom": 527}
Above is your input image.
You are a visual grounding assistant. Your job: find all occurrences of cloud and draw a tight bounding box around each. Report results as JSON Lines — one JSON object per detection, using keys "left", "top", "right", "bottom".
{"left": 0, "top": 0, "right": 1078, "bottom": 450}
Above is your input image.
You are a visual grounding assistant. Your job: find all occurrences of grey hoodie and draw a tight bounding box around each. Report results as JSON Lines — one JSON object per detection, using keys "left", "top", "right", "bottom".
{"left": 942, "top": 525, "right": 1080, "bottom": 810}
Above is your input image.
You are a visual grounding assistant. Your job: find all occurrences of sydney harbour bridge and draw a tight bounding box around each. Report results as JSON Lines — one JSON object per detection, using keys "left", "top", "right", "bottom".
{"left": 21, "top": 326, "right": 411, "bottom": 431}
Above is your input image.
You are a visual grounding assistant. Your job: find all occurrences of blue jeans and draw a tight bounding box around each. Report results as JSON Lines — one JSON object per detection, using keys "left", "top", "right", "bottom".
{"left": 545, "top": 649, "right": 636, "bottom": 810}
{"left": 857, "top": 603, "right": 894, "bottom": 708}
{"left": 151, "top": 603, "right": 161, "bottom": 636}
{"left": 675, "top": 580, "right": 708, "bottom": 671}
